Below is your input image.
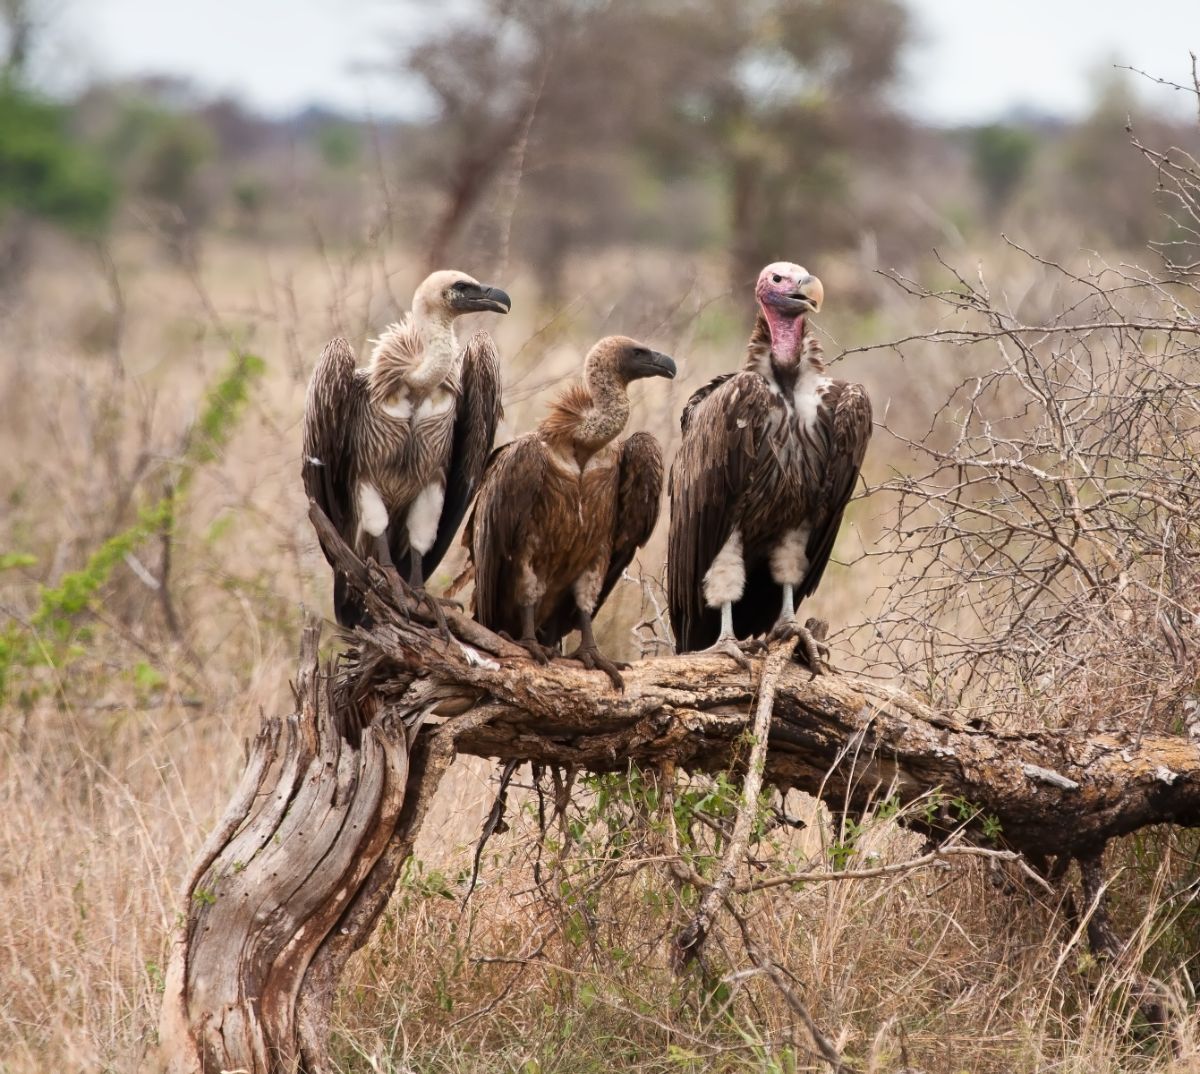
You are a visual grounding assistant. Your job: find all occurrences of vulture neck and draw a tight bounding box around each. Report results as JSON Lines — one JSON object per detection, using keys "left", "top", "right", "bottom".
{"left": 744, "top": 311, "right": 825, "bottom": 386}
{"left": 369, "top": 308, "right": 459, "bottom": 403}
{"left": 540, "top": 363, "right": 630, "bottom": 463}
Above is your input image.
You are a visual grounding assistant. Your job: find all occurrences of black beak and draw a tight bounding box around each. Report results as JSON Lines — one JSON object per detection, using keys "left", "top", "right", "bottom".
{"left": 451, "top": 283, "right": 512, "bottom": 314}
{"left": 634, "top": 349, "right": 677, "bottom": 380}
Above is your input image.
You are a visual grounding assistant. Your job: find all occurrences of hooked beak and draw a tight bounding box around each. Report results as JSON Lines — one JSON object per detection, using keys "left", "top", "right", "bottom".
{"left": 763, "top": 274, "right": 824, "bottom": 316}
{"left": 451, "top": 283, "right": 512, "bottom": 314}
{"left": 634, "top": 349, "right": 677, "bottom": 380}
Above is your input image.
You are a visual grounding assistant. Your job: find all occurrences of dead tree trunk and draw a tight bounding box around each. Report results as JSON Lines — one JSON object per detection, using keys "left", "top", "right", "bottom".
{"left": 156, "top": 508, "right": 1200, "bottom": 1073}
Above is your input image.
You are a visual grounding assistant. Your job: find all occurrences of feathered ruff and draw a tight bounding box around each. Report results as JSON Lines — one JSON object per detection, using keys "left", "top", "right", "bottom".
{"left": 538, "top": 384, "right": 594, "bottom": 445}
{"left": 367, "top": 316, "right": 426, "bottom": 403}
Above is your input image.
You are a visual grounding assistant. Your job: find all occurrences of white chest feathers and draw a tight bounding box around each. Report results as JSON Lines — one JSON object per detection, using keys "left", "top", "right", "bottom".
{"left": 792, "top": 375, "right": 831, "bottom": 434}
{"left": 381, "top": 387, "right": 456, "bottom": 422}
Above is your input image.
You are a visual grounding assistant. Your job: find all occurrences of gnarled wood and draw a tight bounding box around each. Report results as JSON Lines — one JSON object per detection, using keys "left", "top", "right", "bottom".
{"left": 157, "top": 508, "right": 1200, "bottom": 1073}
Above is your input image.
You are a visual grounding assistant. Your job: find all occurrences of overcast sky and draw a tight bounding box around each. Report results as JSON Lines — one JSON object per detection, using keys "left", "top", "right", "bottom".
{"left": 41, "top": 0, "right": 1200, "bottom": 124}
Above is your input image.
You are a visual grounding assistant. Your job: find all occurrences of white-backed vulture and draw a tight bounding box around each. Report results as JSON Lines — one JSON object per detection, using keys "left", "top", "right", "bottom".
{"left": 667, "top": 261, "right": 872, "bottom": 669}
{"left": 464, "top": 336, "right": 676, "bottom": 688}
{"left": 303, "top": 269, "right": 509, "bottom": 629}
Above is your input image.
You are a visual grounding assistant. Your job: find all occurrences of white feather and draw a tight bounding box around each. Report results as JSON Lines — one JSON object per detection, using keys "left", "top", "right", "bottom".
{"left": 357, "top": 482, "right": 389, "bottom": 538}
{"left": 406, "top": 481, "right": 445, "bottom": 555}
{"left": 770, "top": 527, "right": 810, "bottom": 585}
{"left": 703, "top": 529, "right": 745, "bottom": 608}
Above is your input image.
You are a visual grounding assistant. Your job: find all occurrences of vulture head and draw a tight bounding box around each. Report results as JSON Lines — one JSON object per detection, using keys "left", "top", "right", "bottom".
{"left": 755, "top": 262, "right": 823, "bottom": 318}
{"left": 587, "top": 335, "right": 677, "bottom": 387}
{"left": 414, "top": 269, "right": 512, "bottom": 322}
{"left": 754, "top": 261, "right": 823, "bottom": 364}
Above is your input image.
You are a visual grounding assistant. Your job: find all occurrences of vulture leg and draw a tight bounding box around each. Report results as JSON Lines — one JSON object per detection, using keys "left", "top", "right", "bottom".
{"left": 374, "top": 533, "right": 411, "bottom": 618}
{"left": 566, "top": 608, "right": 627, "bottom": 692}
{"left": 501, "top": 604, "right": 556, "bottom": 664}
{"left": 406, "top": 555, "right": 452, "bottom": 642}
{"left": 695, "top": 602, "right": 754, "bottom": 671}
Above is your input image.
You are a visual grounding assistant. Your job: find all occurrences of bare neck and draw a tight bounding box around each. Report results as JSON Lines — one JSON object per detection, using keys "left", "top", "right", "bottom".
{"left": 577, "top": 363, "right": 630, "bottom": 447}
{"left": 743, "top": 311, "right": 825, "bottom": 380}
{"left": 408, "top": 310, "right": 459, "bottom": 393}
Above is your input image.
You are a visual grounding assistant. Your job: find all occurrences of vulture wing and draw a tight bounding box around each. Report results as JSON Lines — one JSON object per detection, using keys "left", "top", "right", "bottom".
{"left": 539, "top": 431, "right": 665, "bottom": 646}
{"left": 302, "top": 337, "right": 366, "bottom": 627}
{"left": 398, "top": 330, "right": 503, "bottom": 583}
{"left": 668, "top": 372, "right": 776, "bottom": 652}
{"left": 798, "top": 381, "right": 872, "bottom": 601}
{"left": 465, "top": 434, "right": 548, "bottom": 635}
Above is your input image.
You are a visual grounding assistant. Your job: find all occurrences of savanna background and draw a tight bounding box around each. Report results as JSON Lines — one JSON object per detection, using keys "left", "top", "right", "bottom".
{"left": 2, "top": 1, "right": 1199, "bottom": 1071}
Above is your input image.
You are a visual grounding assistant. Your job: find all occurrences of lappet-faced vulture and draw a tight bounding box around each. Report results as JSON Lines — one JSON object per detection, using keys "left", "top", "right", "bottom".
{"left": 464, "top": 335, "right": 676, "bottom": 688}
{"left": 667, "top": 262, "right": 872, "bottom": 669}
{"left": 303, "top": 269, "right": 509, "bottom": 629}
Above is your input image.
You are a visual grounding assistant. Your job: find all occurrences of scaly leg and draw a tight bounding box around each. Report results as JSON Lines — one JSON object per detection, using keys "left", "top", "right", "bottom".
{"left": 407, "top": 554, "right": 452, "bottom": 641}
{"left": 694, "top": 602, "right": 753, "bottom": 671}
{"left": 374, "top": 534, "right": 410, "bottom": 617}
{"left": 566, "top": 608, "right": 627, "bottom": 691}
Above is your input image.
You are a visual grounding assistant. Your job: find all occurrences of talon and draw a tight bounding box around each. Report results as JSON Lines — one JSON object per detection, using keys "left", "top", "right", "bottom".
{"left": 697, "top": 636, "right": 754, "bottom": 672}
{"left": 509, "top": 636, "right": 552, "bottom": 664}
{"left": 568, "top": 644, "right": 625, "bottom": 691}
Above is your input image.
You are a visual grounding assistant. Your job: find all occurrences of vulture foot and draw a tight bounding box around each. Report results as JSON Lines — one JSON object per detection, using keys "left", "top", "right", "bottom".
{"left": 696, "top": 636, "right": 755, "bottom": 672}
{"left": 566, "top": 644, "right": 627, "bottom": 691}
{"left": 378, "top": 565, "right": 413, "bottom": 620}
{"left": 499, "top": 632, "right": 556, "bottom": 665}
{"left": 413, "top": 588, "right": 453, "bottom": 642}
{"left": 769, "top": 616, "right": 830, "bottom": 679}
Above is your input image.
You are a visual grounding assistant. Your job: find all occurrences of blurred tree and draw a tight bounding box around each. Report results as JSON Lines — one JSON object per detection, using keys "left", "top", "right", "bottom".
{"left": 646, "top": 0, "right": 911, "bottom": 290}
{"left": 0, "top": 87, "right": 116, "bottom": 289}
{"left": 970, "top": 123, "right": 1037, "bottom": 218}
{"left": 102, "top": 94, "right": 215, "bottom": 260}
{"left": 1058, "top": 66, "right": 1170, "bottom": 249}
{"left": 402, "top": 0, "right": 909, "bottom": 297}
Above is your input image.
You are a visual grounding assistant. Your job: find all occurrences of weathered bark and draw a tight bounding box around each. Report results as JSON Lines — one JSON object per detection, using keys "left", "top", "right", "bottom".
{"left": 156, "top": 506, "right": 1200, "bottom": 1072}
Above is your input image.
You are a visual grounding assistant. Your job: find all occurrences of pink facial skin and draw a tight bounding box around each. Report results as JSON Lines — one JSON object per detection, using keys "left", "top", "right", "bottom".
{"left": 754, "top": 262, "right": 823, "bottom": 363}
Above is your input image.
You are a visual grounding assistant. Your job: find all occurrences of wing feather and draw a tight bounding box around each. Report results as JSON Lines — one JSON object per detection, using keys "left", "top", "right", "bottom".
{"left": 668, "top": 372, "right": 776, "bottom": 651}
{"left": 302, "top": 337, "right": 360, "bottom": 556}
{"left": 798, "top": 381, "right": 872, "bottom": 600}
{"left": 464, "top": 434, "right": 548, "bottom": 634}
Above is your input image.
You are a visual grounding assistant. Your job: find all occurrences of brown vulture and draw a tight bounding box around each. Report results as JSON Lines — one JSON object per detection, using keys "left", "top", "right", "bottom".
{"left": 464, "top": 335, "right": 676, "bottom": 688}
{"left": 303, "top": 269, "right": 509, "bottom": 629}
{"left": 667, "top": 261, "right": 872, "bottom": 668}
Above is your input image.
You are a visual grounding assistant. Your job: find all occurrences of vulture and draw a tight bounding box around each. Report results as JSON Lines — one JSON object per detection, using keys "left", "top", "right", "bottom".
{"left": 667, "top": 261, "right": 872, "bottom": 669}
{"left": 465, "top": 335, "right": 676, "bottom": 688}
{"left": 303, "top": 269, "right": 509, "bottom": 629}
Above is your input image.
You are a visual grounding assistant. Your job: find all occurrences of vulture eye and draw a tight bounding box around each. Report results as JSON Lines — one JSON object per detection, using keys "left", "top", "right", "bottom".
{"left": 772, "top": 274, "right": 782, "bottom": 284}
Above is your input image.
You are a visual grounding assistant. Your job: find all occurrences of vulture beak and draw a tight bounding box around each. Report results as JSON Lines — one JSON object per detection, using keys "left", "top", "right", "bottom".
{"left": 451, "top": 282, "right": 512, "bottom": 314}
{"left": 632, "top": 349, "right": 678, "bottom": 380}
{"left": 764, "top": 274, "right": 824, "bottom": 316}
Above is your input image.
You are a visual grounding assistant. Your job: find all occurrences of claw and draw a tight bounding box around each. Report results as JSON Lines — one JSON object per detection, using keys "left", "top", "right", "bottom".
{"left": 567, "top": 644, "right": 627, "bottom": 691}
{"left": 696, "top": 636, "right": 754, "bottom": 672}
{"left": 413, "top": 587, "right": 453, "bottom": 642}
{"left": 768, "top": 616, "right": 831, "bottom": 678}
{"left": 568, "top": 648, "right": 633, "bottom": 691}
{"left": 499, "top": 631, "right": 554, "bottom": 665}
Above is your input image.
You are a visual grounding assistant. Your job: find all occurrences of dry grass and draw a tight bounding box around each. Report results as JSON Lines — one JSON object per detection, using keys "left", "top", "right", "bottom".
{"left": 1, "top": 230, "right": 1196, "bottom": 1072}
